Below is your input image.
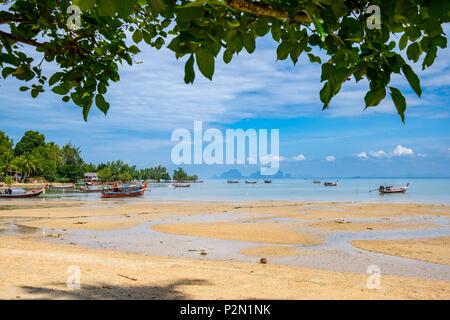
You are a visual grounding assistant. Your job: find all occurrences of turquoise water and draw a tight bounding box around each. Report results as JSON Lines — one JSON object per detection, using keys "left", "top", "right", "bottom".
{"left": 143, "top": 179, "right": 450, "bottom": 203}
{"left": 9, "top": 179, "right": 448, "bottom": 204}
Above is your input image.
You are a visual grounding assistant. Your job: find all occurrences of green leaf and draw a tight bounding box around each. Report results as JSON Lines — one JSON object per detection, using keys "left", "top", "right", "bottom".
{"left": 422, "top": 47, "right": 437, "bottom": 69}
{"left": 184, "top": 55, "right": 195, "bottom": 84}
{"left": 49, "top": 72, "right": 63, "bottom": 86}
{"left": 271, "top": 20, "right": 281, "bottom": 42}
{"left": 128, "top": 45, "right": 141, "bottom": 54}
{"left": 310, "top": 13, "right": 327, "bottom": 42}
{"left": 176, "top": 6, "right": 204, "bottom": 21}
{"left": 73, "top": 0, "right": 96, "bottom": 11}
{"left": 364, "top": 87, "right": 386, "bottom": 108}
{"left": 31, "top": 88, "right": 39, "bottom": 98}
{"left": 242, "top": 33, "right": 256, "bottom": 54}
{"left": 276, "top": 42, "right": 291, "bottom": 60}
{"left": 307, "top": 53, "right": 321, "bottom": 64}
{"left": 52, "top": 85, "right": 70, "bottom": 95}
{"left": 406, "top": 42, "right": 420, "bottom": 62}
{"left": 195, "top": 48, "right": 214, "bottom": 80}
{"left": 290, "top": 43, "right": 302, "bottom": 65}
{"left": 223, "top": 50, "right": 233, "bottom": 64}
{"left": 116, "top": 0, "right": 138, "bottom": 17}
{"left": 429, "top": 0, "right": 445, "bottom": 19}
{"left": 402, "top": 65, "right": 422, "bottom": 97}
{"left": 132, "top": 30, "right": 143, "bottom": 43}
{"left": 98, "top": 0, "right": 117, "bottom": 16}
{"left": 95, "top": 94, "right": 110, "bottom": 115}
{"left": 19, "top": 86, "right": 29, "bottom": 92}
{"left": 399, "top": 34, "right": 408, "bottom": 50}
{"left": 82, "top": 101, "right": 92, "bottom": 122}
{"left": 0, "top": 53, "right": 20, "bottom": 66}
{"left": 1, "top": 67, "right": 15, "bottom": 79}
{"left": 389, "top": 87, "right": 406, "bottom": 123}
{"left": 320, "top": 82, "right": 332, "bottom": 108}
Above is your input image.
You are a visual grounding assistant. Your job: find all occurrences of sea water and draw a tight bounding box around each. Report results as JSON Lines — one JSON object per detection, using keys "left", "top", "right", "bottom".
{"left": 145, "top": 179, "right": 450, "bottom": 203}
{"left": 12, "top": 179, "right": 449, "bottom": 204}
{"left": 29, "top": 178, "right": 450, "bottom": 204}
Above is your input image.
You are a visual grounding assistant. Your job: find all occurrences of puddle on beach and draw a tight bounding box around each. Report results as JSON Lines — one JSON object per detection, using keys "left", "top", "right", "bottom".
{"left": 38, "top": 210, "right": 450, "bottom": 282}
{"left": 2, "top": 208, "right": 449, "bottom": 281}
{"left": 0, "top": 223, "right": 40, "bottom": 236}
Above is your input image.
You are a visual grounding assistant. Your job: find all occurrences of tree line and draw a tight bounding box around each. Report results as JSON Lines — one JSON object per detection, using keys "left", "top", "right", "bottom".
{"left": 0, "top": 130, "right": 196, "bottom": 183}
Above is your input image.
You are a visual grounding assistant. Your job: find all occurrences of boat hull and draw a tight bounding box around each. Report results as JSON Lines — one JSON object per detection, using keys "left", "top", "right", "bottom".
{"left": 324, "top": 183, "right": 338, "bottom": 187}
{"left": 173, "top": 184, "right": 191, "bottom": 188}
{"left": 101, "top": 190, "right": 146, "bottom": 198}
{"left": 49, "top": 184, "right": 75, "bottom": 191}
{"left": 379, "top": 188, "right": 408, "bottom": 194}
{"left": 101, "top": 184, "right": 147, "bottom": 198}
{"left": 0, "top": 186, "right": 47, "bottom": 199}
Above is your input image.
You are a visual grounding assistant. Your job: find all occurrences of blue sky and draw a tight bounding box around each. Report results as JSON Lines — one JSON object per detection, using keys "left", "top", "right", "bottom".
{"left": 1, "top": 29, "right": 449, "bottom": 178}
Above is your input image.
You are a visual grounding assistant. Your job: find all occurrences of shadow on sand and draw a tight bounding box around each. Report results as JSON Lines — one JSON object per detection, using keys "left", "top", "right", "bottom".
{"left": 21, "top": 278, "right": 210, "bottom": 299}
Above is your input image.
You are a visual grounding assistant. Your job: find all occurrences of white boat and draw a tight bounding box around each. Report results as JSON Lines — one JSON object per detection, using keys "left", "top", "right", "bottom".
{"left": 379, "top": 183, "right": 409, "bottom": 194}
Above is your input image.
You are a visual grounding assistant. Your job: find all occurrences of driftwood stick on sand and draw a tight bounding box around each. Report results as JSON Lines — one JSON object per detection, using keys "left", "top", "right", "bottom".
{"left": 117, "top": 274, "right": 137, "bottom": 281}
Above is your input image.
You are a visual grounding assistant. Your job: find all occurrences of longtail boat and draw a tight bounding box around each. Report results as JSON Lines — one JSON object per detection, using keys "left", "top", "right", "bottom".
{"left": 101, "top": 183, "right": 147, "bottom": 198}
{"left": 80, "top": 184, "right": 110, "bottom": 193}
{"left": 172, "top": 183, "right": 191, "bottom": 188}
{"left": 379, "top": 183, "right": 409, "bottom": 194}
{"left": 313, "top": 180, "right": 321, "bottom": 184}
{"left": 49, "top": 183, "right": 75, "bottom": 191}
{"left": 0, "top": 184, "right": 47, "bottom": 199}
{"left": 227, "top": 180, "right": 239, "bottom": 184}
{"left": 245, "top": 180, "right": 257, "bottom": 184}
{"left": 264, "top": 180, "right": 272, "bottom": 184}
{"left": 324, "top": 181, "right": 338, "bottom": 187}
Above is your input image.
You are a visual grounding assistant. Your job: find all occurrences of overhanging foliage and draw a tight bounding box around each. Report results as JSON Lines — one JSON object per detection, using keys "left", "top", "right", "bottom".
{"left": 0, "top": 0, "right": 449, "bottom": 122}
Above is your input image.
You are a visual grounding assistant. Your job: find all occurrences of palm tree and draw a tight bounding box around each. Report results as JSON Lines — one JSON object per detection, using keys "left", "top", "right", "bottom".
{"left": 15, "top": 154, "right": 41, "bottom": 182}
{"left": 0, "top": 151, "right": 17, "bottom": 177}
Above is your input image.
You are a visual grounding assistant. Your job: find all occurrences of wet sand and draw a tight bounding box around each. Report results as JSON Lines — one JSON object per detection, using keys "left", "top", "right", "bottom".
{"left": 153, "top": 221, "right": 323, "bottom": 245}
{"left": 0, "top": 200, "right": 449, "bottom": 299}
{"left": 1, "top": 236, "right": 449, "bottom": 300}
{"left": 240, "top": 246, "right": 300, "bottom": 257}
{"left": 353, "top": 237, "right": 450, "bottom": 266}
{"left": 308, "top": 220, "right": 437, "bottom": 232}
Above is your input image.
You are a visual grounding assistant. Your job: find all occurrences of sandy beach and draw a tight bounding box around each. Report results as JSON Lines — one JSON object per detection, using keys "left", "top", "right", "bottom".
{"left": 1, "top": 200, "right": 450, "bottom": 299}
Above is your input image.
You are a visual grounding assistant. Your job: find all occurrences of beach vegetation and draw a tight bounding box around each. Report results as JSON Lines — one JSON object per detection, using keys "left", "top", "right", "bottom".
{"left": 14, "top": 130, "right": 45, "bottom": 156}
{"left": 173, "top": 167, "right": 198, "bottom": 182}
{"left": 0, "top": 130, "right": 189, "bottom": 183}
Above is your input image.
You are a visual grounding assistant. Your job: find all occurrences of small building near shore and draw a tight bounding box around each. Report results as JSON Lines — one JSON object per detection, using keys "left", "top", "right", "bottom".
{"left": 84, "top": 172, "right": 98, "bottom": 181}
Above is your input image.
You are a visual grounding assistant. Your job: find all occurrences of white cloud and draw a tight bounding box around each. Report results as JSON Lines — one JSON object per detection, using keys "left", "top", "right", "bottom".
{"left": 369, "top": 150, "right": 389, "bottom": 158}
{"left": 260, "top": 155, "right": 284, "bottom": 163}
{"left": 325, "top": 155, "right": 336, "bottom": 162}
{"left": 391, "top": 145, "right": 414, "bottom": 157}
{"left": 356, "top": 152, "right": 369, "bottom": 160}
{"left": 293, "top": 154, "right": 306, "bottom": 161}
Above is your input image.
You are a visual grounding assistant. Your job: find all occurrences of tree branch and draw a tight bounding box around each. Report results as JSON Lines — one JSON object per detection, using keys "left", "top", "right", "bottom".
{"left": 0, "top": 30, "right": 90, "bottom": 57}
{"left": 225, "top": 0, "right": 310, "bottom": 23}
{"left": 0, "top": 30, "right": 44, "bottom": 48}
